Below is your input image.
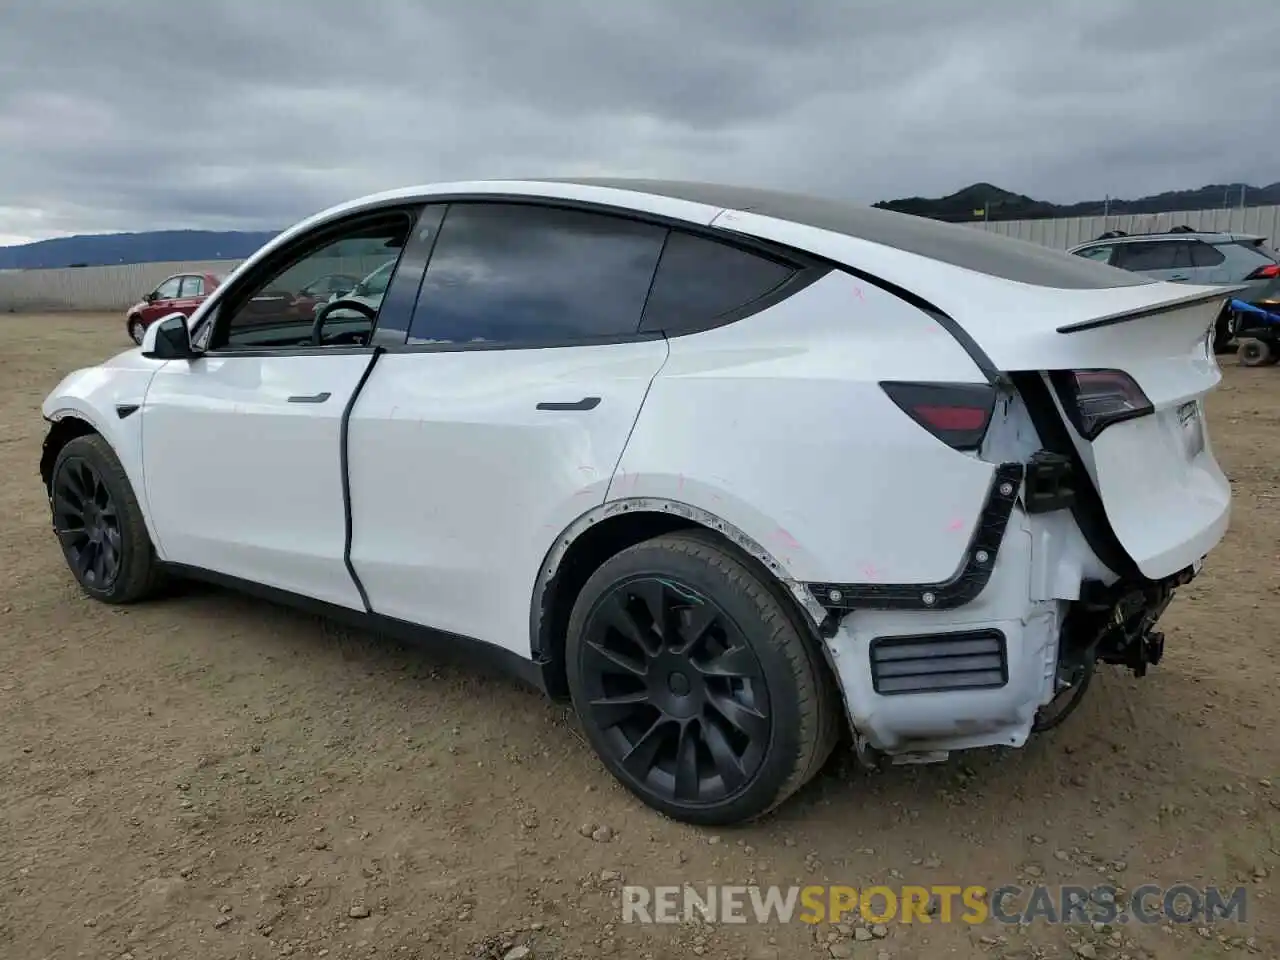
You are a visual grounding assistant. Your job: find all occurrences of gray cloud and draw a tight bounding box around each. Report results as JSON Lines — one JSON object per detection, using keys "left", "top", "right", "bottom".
{"left": 1, "top": 0, "right": 1278, "bottom": 243}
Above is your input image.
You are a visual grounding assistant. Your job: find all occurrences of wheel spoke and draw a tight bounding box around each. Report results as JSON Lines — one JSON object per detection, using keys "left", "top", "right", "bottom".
{"left": 706, "top": 690, "right": 769, "bottom": 741}
{"left": 91, "top": 543, "right": 107, "bottom": 583}
{"left": 630, "top": 579, "right": 671, "bottom": 645}
{"left": 101, "top": 536, "right": 119, "bottom": 573}
{"left": 695, "top": 643, "right": 759, "bottom": 679}
{"left": 55, "top": 527, "right": 87, "bottom": 548}
{"left": 583, "top": 639, "right": 647, "bottom": 678}
{"left": 701, "top": 719, "right": 748, "bottom": 793}
{"left": 672, "top": 720, "right": 701, "bottom": 802}
{"left": 61, "top": 464, "right": 88, "bottom": 502}
{"left": 621, "top": 717, "right": 672, "bottom": 780}
{"left": 588, "top": 691, "right": 650, "bottom": 729}
{"left": 71, "top": 542, "right": 93, "bottom": 577}
{"left": 601, "top": 594, "right": 658, "bottom": 658}
{"left": 53, "top": 494, "right": 84, "bottom": 521}
{"left": 671, "top": 602, "right": 718, "bottom": 655}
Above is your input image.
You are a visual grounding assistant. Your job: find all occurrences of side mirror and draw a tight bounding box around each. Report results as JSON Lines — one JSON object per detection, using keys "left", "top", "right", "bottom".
{"left": 141, "top": 312, "right": 198, "bottom": 360}
{"left": 144, "top": 291, "right": 158, "bottom": 303}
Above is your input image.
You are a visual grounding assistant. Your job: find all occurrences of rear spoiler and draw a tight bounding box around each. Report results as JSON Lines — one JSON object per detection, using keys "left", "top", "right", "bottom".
{"left": 1056, "top": 284, "right": 1249, "bottom": 334}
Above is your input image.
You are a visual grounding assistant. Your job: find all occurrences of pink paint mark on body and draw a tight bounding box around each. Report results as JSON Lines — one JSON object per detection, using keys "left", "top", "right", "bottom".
{"left": 946, "top": 517, "right": 967, "bottom": 533}
{"left": 861, "top": 563, "right": 881, "bottom": 579}
{"left": 774, "top": 527, "right": 802, "bottom": 550}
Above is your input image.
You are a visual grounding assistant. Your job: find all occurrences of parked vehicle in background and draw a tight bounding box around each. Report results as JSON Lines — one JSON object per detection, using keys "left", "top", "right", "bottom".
{"left": 282, "top": 273, "right": 362, "bottom": 321}
{"left": 44, "top": 178, "right": 1239, "bottom": 825}
{"left": 125, "top": 273, "right": 223, "bottom": 344}
{"left": 1067, "top": 227, "right": 1280, "bottom": 352}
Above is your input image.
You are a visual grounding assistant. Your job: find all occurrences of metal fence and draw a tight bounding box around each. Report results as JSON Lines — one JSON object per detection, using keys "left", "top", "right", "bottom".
{"left": 0, "top": 255, "right": 391, "bottom": 314}
{"left": 5, "top": 202, "right": 1280, "bottom": 313}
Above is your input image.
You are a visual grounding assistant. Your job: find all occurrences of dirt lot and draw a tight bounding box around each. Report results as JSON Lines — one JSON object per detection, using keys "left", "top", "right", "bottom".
{"left": 1, "top": 313, "right": 1277, "bottom": 960}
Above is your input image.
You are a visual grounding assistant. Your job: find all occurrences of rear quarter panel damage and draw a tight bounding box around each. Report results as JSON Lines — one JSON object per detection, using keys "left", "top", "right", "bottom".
{"left": 609, "top": 270, "right": 999, "bottom": 587}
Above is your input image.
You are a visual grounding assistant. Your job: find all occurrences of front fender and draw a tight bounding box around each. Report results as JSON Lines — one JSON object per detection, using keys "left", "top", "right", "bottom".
{"left": 41, "top": 359, "right": 167, "bottom": 553}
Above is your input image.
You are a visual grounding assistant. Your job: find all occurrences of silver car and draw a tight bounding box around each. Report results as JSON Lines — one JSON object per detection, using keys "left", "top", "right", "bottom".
{"left": 1068, "top": 228, "right": 1280, "bottom": 351}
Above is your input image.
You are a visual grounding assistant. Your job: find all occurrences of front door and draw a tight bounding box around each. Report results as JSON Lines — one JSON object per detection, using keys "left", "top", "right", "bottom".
{"left": 140, "top": 206, "right": 426, "bottom": 608}
{"left": 142, "top": 276, "right": 183, "bottom": 323}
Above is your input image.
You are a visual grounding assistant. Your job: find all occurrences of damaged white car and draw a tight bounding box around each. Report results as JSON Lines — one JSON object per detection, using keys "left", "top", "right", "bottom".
{"left": 40, "top": 178, "right": 1236, "bottom": 825}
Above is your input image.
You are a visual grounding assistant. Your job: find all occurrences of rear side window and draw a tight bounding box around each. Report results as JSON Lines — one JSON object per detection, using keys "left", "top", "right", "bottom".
{"left": 179, "top": 276, "right": 205, "bottom": 297}
{"left": 640, "top": 231, "right": 797, "bottom": 334}
{"left": 1189, "top": 242, "right": 1225, "bottom": 267}
{"left": 1115, "top": 242, "right": 1179, "bottom": 271}
{"left": 1231, "top": 240, "right": 1280, "bottom": 263}
{"left": 407, "top": 203, "right": 665, "bottom": 345}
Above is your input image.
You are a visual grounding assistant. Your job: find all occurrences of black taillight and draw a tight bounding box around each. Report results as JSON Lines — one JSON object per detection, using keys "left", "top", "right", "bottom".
{"left": 1050, "top": 369, "right": 1153, "bottom": 440}
{"left": 880, "top": 381, "right": 996, "bottom": 450}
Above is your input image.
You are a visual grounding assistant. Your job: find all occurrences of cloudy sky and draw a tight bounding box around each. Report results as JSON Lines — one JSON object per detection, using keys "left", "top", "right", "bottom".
{"left": 1, "top": 0, "right": 1278, "bottom": 245}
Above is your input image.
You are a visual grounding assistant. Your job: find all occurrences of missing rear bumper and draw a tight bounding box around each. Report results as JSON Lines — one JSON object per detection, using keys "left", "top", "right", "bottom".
{"left": 806, "top": 461, "right": 1024, "bottom": 614}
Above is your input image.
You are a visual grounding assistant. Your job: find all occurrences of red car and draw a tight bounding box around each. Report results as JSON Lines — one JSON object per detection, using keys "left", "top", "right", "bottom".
{"left": 125, "top": 272, "right": 223, "bottom": 344}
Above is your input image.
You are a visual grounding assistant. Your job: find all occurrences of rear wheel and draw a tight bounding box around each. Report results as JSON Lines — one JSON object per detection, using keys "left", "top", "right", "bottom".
{"left": 50, "top": 434, "right": 164, "bottom": 604}
{"left": 1238, "top": 338, "right": 1274, "bottom": 367}
{"left": 128, "top": 317, "right": 145, "bottom": 344}
{"left": 565, "top": 531, "right": 838, "bottom": 825}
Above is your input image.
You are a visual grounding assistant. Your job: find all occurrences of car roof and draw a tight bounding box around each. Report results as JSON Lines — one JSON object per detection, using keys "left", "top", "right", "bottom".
{"left": 533, "top": 178, "right": 1151, "bottom": 289}
{"left": 264, "top": 177, "right": 1152, "bottom": 292}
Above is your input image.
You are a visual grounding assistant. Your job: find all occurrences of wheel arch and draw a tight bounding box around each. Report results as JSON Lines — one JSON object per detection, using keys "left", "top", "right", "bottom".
{"left": 40, "top": 414, "right": 101, "bottom": 491}
{"left": 529, "top": 497, "right": 832, "bottom": 700}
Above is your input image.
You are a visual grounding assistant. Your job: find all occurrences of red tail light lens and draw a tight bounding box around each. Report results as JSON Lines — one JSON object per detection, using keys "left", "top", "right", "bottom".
{"left": 880, "top": 381, "right": 997, "bottom": 450}
{"left": 1051, "top": 369, "right": 1152, "bottom": 440}
{"left": 1246, "top": 263, "right": 1280, "bottom": 280}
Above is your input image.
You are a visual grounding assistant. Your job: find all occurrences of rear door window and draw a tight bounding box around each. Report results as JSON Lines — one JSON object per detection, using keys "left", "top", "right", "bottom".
{"left": 640, "top": 231, "right": 798, "bottom": 335}
{"left": 179, "top": 275, "right": 205, "bottom": 297}
{"left": 407, "top": 203, "right": 666, "bottom": 346}
{"left": 1115, "top": 242, "right": 1179, "bottom": 272}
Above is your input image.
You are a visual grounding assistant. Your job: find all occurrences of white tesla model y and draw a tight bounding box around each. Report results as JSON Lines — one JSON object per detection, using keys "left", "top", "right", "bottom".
{"left": 40, "top": 179, "right": 1236, "bottom": 825}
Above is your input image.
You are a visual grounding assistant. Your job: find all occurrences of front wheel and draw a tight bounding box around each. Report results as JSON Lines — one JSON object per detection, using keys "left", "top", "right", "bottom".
{"left": 565, "top": 531, "right": 839, "bottom": 825}
{"left": 50, "top": 434, "right": 164, "bottom": 603}
{"left": 128, "top": 317, "right": 145, "bottom": 344}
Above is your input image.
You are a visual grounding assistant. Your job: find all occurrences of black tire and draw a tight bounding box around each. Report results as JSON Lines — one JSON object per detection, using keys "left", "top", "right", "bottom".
{"left": 50, "top": 433, "right": 164, "bottom": 604}
{"left": 1238, "top": 338, "right": 1273, "bottom": 367}
{"left": 128, "top": 316, "right": 145, "bottom": 345}
{"left": 565, "top": 530, "right": 839, "bottom": 825}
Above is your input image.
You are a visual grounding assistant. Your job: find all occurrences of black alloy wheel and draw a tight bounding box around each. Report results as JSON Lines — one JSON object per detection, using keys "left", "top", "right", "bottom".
{"left": 49, "top": 433, "right": 163, "bottom": 604}
{"left": 577, "top": 576, "right": 772, "bottom": 806}
{"left": 53, "top": 454, "right": 123, "bottom": 592}
{"left": 566, "top": 531, "right": 838, "bottom": 825}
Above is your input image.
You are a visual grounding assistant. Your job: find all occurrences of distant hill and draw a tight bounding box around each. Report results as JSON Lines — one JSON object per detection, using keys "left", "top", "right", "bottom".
{"left": 0, "top": 229, "right": 280, "bottom": 270}
{"left": 875, "top": 181, "right": 1280, "bottom": 223}
{"left": 4, "top": 179, "right": 1280, "bottom": 268}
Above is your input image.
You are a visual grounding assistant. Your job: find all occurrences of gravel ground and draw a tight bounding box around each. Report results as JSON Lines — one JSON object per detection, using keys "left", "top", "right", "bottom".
{"left": 1, "top": 313, "right": 1277, "bottom": 960}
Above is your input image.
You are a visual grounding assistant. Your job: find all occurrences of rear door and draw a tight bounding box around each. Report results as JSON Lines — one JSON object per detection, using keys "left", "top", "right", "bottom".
{"left": 1113, "top": 240, "right": 1188, "bottom": 282}
{"left": 347, "top": 201, "right": 671, "bottom": 651}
